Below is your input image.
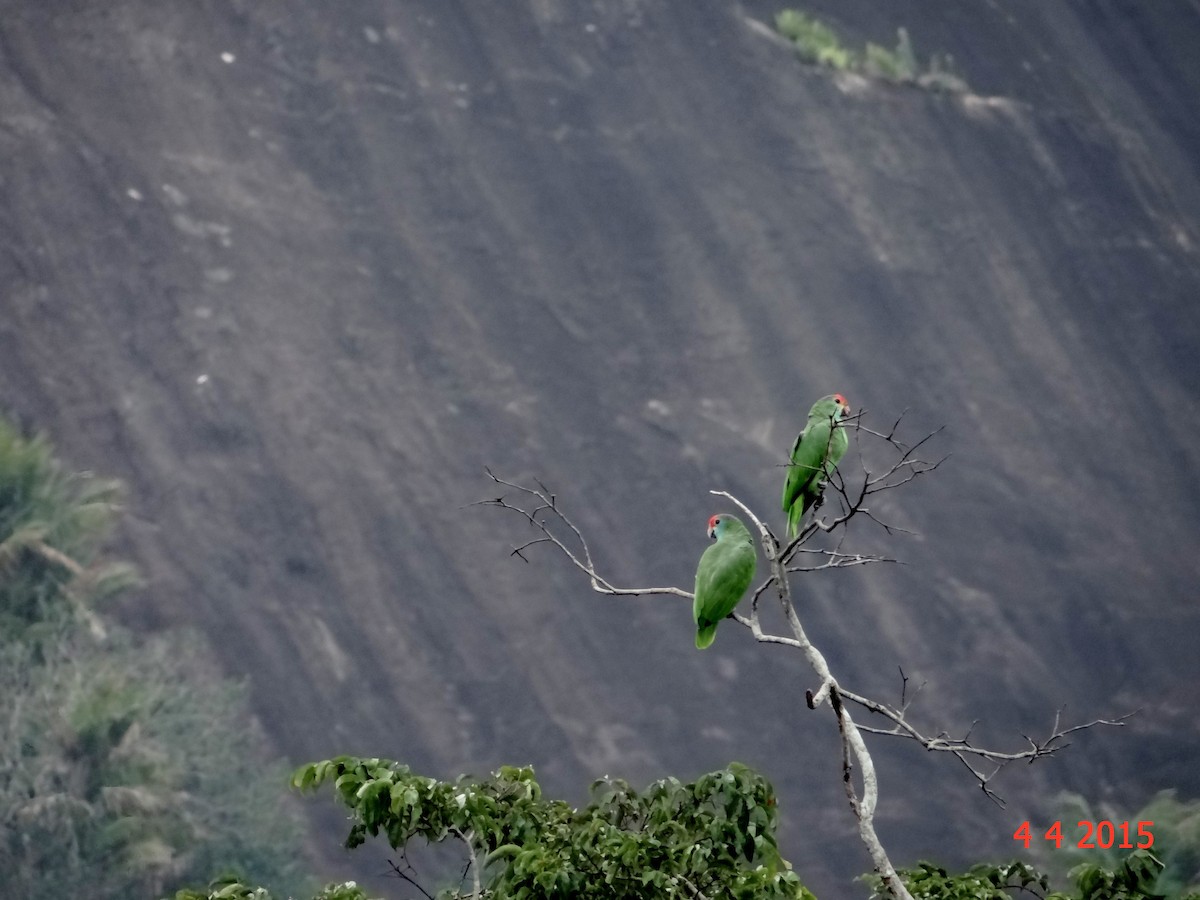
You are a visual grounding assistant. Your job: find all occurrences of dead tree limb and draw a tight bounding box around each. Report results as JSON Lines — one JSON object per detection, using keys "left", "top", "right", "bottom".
{"left": 480, "top": 413, "right": 1127, "bottom": 899}
{"left": 710, "top": 488, "right": 911, "bottom": 899}
{"left": 473, "top": 468, "right": 690, "bottom": 601}
{"left": 844, "top": 689, "right": 1136, "bottom": 805}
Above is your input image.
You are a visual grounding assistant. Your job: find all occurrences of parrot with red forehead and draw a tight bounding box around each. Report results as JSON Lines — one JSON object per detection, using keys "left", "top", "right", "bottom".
{"left": 693, "top": 513, "right": 757, "bottom": 649}
{"left": 782, "top": 393, "right": 852, "bottom": 539}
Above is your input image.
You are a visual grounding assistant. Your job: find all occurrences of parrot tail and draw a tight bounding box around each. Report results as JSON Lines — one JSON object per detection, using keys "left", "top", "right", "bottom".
{"left": 787, "top": 499, "right": 803, "bottom": 540}
{"left": 695, "top": 623, "right": 718, "bottom": 649}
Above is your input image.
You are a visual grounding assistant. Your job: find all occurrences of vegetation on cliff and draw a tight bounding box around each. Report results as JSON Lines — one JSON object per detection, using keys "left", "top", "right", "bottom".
{"left": 0, "top": 420, "right": 310, "bottom": 898}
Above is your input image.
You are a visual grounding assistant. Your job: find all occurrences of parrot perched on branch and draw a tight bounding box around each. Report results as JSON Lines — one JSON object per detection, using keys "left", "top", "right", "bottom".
{"left": 693, "top": 513, "right": 757, "bottom": 649}
{"left": 781, "top": 393, "right": 851, "bottom": 539}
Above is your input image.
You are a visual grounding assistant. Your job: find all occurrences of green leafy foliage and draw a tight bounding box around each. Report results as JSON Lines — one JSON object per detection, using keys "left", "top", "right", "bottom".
{"left": 775, "top": 10, "right": 855, "bottom": 69}
{"left": 1064, "top": 849, "right": 1196, "bottom": 900}
{"left": 0, "top": 605, "right": 311, "bottom": 900}
{"left": 171, "top": 876, "right": 378, "bottom": 900}
{"left": 0, "top": 420, "right": 310, "bottom": 898}
{"left": 774, "top": 10, "right": 968, "bottom": 92}
{"left": 864, "top": 29, "right": 917, "bottom": 83}
{"left": 0, "top": 419, "right": 138, "bottom": 637}
{"left": 1049, "top": 791, "right": 1200, "bottom": 897}
{"left": 867, "top": 850, "right": 1196, "bottom": 900}
{"left": 289, "top": 757, "right": 816, "bottom": 899}
{"left": 866, "top": 860, "right": 1051, "bottom": 899}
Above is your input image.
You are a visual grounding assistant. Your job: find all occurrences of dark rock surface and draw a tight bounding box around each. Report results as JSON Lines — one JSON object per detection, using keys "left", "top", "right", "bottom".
{"left": 2, "top": 1, "right": 1198, "bottom": 894}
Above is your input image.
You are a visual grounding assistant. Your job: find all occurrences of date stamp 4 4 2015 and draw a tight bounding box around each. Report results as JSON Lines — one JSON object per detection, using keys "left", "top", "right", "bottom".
{"left": 1014, "top": 821, "right": 1155, "bottom": 850}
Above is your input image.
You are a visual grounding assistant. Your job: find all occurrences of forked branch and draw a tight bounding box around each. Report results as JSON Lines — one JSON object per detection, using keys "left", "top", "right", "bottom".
{"left": 844, "top": 686, "right": 1135, "bottom": 805}
{"left": 473, "top": 468, "right": 690, "bottom": 601}
{"left": 480, "top": 412, "right": 1125, "bottom": 899}
{"left": 781, "top": 411, "right": 947, "bottom": 562}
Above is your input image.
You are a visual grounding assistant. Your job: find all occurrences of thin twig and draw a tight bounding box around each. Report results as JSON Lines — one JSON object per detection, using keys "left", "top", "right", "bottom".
{"left": 387, "top": 857, "right": 436, "bottom": 900}
{"left": 714, "top": 484, "right": 912, "bottom": 899}
{"left": 845, "top": 687, "right": 1137, "bottom": 806}
{"left": 478, "top": 411, "right": 1124, "bottom": 899}
{"left": 452, "top": 827, "right": 482, "bottom": 899}
{"left": 472, "top": 468, "right": 691, "bottom": 600}
{"left": 679, "top": 874, "right": 713, "bottom": 900}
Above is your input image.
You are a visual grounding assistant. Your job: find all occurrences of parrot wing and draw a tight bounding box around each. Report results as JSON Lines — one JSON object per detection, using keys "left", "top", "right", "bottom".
{"left": 782, "top": 417, "right": 835, "bottom": 537}
{"left": 693, "top": 538, "right": 757, "bottom": 649}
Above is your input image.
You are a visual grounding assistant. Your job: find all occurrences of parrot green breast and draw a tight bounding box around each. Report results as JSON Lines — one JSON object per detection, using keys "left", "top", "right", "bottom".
{"left": 693, "top": 519, "right": 757, "bottom": 649}
{"left": 781, "top": 396, "right": 850, "bottom": 538}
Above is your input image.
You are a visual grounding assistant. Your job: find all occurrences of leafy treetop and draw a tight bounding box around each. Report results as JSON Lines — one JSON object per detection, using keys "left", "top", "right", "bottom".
{"left": 287, "top": 756, "right": 816, "bottom": 900}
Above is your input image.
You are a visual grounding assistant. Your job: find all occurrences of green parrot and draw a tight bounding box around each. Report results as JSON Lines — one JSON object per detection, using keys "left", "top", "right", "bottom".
{"left": 781, "top": 393, "right": 851, "bottom": 539}
{"left": 693, "top": 513, "right": 757, "bottom": 649}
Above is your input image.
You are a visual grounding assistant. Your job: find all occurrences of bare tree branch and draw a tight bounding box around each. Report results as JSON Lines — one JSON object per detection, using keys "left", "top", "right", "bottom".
{"left": 452, "top": 827, "right": 482, "bottom": 899}
{"left": 472, "top": 468, "right": 691, "bottom": 600}
{"left": 479, "top": 410, "right": 1127, "bottom": 899}
{"left": 843, "top": 686, "right": 1136, "bottom": 806}
{"left": 387, "top": 854, "right": 436, "bottom": 900}
{"left": 678, "top": 874, "right": 713, "bottom": 900}
{"left": 776, "top": 417, "right": 946, "bottom": 563}
{"left": 709, "top": 489, "right": 909, "bottom": 898}
{"left": 785, "top": 542, "right": 901, "bottom": 574}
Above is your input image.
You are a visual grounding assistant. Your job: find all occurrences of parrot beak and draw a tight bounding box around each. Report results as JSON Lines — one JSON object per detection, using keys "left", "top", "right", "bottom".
{"left": 707, "top": 525, "right": 717, "bottom": 540}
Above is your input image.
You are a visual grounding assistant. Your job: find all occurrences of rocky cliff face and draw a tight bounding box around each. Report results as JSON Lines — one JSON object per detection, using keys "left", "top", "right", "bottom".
{"left": 2, "top": 1, "right": 1198, "bottom": 894}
